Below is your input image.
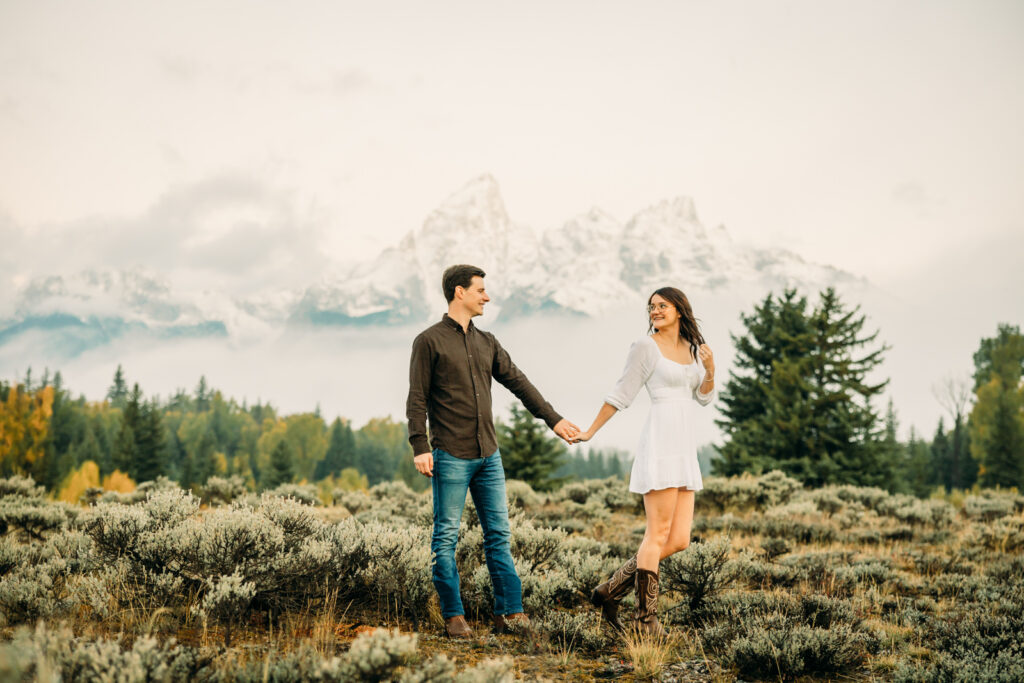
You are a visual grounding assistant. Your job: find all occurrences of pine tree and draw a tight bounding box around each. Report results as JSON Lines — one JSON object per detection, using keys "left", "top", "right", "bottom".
{"left": 715, "top": 288, "right": 892, "bottom": 488}
{"left": 134, "top": 400, "right": 166, "bottom": 483}
{"left": 314, "top": 418, "right": 356, "bottom": 480}
{"left": 106, "top": 365, "right": 129, "bottom": 409}
{"left": 195, "top": 376, "right": 210, "bottom": 413}
{"left": 902, "top": 427, "right": 934, "bottom": 497}
{"left": 496, "top": 404, "right": 567, "bottom": 491}
{"left": 969, "top": 324, "right": 1024, "bottom": 488}
{"left": 114, "top": 384, "right": 143, "bottom": 476}
{"left": 265, "top": 439, "right": 294, "bottom": 488}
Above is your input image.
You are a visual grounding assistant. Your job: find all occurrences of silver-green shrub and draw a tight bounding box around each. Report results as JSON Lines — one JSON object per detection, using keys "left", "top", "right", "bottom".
{"left": 660, "top": 537, "right": 739, "bottom": 612}
{"left": 202, "top": 475, "right": 248, "bottom": 505}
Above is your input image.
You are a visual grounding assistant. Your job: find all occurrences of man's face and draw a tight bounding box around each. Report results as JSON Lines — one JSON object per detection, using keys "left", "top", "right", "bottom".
{"left": 457, "top": 276, "right": 490, "bottom": 316}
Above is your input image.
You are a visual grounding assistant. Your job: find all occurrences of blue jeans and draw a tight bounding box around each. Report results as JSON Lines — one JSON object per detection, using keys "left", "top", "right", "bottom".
{"left": 430, "top": 448, "right": 523, "bottom": 619}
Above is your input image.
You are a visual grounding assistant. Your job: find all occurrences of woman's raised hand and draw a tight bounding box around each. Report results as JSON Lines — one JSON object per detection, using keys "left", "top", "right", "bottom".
{"left": 698, "top": 344, "right": 715, "bottom": 373}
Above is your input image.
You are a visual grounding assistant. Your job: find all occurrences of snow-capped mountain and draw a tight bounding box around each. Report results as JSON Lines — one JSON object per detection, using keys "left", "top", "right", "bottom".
{"left": 295, "top": 174, "right": 863, "bottom": 325}
{"left": 0, "top": 174, "right": 864, "bottom": 355}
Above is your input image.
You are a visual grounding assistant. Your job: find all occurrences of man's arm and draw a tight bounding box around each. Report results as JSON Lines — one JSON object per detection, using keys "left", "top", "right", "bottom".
{"left": 406, "top": 334, "right": 434, "bottom": 475}
{"left": 491, "top": 337, "right": 579, "bottom": 442}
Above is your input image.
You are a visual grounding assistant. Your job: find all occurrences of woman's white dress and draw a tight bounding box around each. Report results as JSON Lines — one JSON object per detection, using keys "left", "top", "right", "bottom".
{"left": 605, "top": 336, "right": 716, "bottom": 494}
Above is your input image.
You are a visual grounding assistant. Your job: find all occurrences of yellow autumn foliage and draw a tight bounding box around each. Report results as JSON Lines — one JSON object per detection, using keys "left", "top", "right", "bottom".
{"left": 0, "top": 384, "right": 54, "bottom": 468}
{"left": 57, "top": 461, "right": 100, "bottom": 503}
{"left": 57, "top": 461, "right": 136, "bottom": 504}
{"left": 102, "top": 470, "right": 136, "bottom": 494}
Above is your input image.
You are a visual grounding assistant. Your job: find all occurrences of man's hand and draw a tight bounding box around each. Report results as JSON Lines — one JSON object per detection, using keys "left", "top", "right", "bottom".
{"left": 553, "top": 419, "right": 581, "bottom": 444}
{"left": 414, "top": 452, "right": 434, "bottom": 477}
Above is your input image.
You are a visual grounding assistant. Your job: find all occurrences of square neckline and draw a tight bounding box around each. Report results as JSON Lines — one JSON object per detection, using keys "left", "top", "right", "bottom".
{"left": 647, "top": 336, "right": 696, "bottom": 367}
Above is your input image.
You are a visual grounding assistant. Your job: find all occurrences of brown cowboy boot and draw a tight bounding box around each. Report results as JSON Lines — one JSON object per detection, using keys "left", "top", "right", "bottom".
{"left": 492, "top": 612, "right": 531, "bottom": 634}
{"left": 590, "top": 555, "right": 637, "bottom": 633}
{"left": 444, "top": 615, "right": 473, "bottom": 639}
{"left": 634, "top": 568, "right": 667, "bottom": 637}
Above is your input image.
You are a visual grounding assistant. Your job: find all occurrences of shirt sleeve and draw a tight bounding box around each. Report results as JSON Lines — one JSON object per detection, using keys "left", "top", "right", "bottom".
{"left": 605, "top": 337, "right": 659, "bottom": 410}
{"left": 491, "top": 336, "right": 563, "bottom": 429}
{"left": 406, "top": 333, "right": 433, "bottom": 455}
{"left": 692, "top": 354, "right": 716, "bottom": 407}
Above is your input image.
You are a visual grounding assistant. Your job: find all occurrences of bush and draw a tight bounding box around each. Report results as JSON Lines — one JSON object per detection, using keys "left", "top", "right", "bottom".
{"left": 660, "top": 537, "right": 738, "bottom": 611}
{"left": 0, "top": 621, "right": 207, "bottom": 682}
{"left": 190, "top": 571, "right": 256, "bottom": 646}
{"left": 534, "top": 611, "right": 609, "bottom": 652}
{"left": 266, "top": 482, "right": 321, "bottom": 506}
{"left": 202, "top": 475, "right": 247, "bottom": 505}
{"left": 505, "top": 479, "right": 543, "bottom": 510}
{"left": 730, "top": 623, "right": 879, "bottom": 680}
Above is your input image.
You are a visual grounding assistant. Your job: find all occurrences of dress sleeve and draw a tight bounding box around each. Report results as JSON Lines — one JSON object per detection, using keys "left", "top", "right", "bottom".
{"left": 605, "top": 338, "right": 659, "bottom": 411}
{"left": 692, "top": 354, "right": 716, "bottom": 407}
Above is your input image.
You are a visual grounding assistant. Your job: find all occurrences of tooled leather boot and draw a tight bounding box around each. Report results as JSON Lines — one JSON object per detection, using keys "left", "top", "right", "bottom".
{"left": 634, "top": 568, "right": 667, "bottom": 637}
{"left": 590, "top": 555, "right": 637, "bottom": 633}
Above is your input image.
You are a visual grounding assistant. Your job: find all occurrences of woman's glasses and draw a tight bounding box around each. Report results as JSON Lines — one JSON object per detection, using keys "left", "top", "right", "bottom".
{"left": 647, "top": 303, "right": 672, "bottom": 313}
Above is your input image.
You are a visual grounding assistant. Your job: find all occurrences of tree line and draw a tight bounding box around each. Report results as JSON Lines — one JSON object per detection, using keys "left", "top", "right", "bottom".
{"left": 0, "top": 287, "right": 1020, "bottom": 497}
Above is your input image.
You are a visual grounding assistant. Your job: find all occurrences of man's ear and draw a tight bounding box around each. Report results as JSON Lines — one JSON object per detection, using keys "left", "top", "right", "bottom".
{"left": 453, "top": 285, "right": 464, "bottom": 301}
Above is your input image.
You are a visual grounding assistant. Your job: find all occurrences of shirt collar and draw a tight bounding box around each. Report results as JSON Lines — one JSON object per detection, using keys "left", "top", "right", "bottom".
{"left": 441, "top": 313, "right": 474, "bottom": 333}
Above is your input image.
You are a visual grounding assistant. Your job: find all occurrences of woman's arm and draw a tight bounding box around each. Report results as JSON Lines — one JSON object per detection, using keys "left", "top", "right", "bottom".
{"left": 576, "top": 402, "right": 619, "bottom": 442}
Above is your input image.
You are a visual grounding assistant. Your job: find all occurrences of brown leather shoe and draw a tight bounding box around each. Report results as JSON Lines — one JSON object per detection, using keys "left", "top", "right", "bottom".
{"left": 444, "top": 615, "right": 473, "bottom": 638}
{"left": 493, "top": 612, "right": 531, "bottom": 634}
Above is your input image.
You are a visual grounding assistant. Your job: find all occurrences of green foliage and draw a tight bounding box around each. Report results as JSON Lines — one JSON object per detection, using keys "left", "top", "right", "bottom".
{"left": 970, "top": 324, "right": 1024, "bottom": 489}
{"left": 314, "top": 417, "right": 356, "bottom": 480}
{"left": 496, "top": 404, "right": 567, "bottom": 492}
{"left": 265, "top": 439, "right": 295, "bottom": 489}
{"left": 715, "top": 288, "right": 894, "bottom": 488}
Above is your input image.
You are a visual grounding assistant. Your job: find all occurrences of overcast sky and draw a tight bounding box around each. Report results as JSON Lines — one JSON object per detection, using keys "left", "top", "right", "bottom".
{"left": 2, "top": 0, "right": 1022, "bottom": 289}
{"left": 1, "top": 0, "right": 1022, "bottom": 447}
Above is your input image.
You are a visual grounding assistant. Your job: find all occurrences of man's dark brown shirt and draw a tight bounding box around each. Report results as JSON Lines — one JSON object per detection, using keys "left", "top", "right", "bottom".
{"left": 406, "top": 314, "right": 562, "bottom": 460}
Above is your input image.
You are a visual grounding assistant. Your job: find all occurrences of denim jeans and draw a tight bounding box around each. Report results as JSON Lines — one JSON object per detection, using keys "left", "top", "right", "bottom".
{"left": 430, "top": 448, "right": 523, "bottom": 618}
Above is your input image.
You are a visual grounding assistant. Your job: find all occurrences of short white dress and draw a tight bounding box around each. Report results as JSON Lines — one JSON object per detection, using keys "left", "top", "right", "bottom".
{"left": 605, "top": 336, "right": 716, "bottom": 494}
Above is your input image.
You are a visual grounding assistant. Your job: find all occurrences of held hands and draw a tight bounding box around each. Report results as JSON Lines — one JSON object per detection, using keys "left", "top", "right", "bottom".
{"left": 553, "top": 419, "right": 581, "bottom": 444}
{"left": 571, "top": 429, "right": 593, "bottom": 444}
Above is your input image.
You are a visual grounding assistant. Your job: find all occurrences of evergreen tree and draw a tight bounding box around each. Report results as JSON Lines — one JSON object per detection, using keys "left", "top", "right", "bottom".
{"left": 933, "top": 375, "right": 977, "bottom": 490}
{"left": 114, "top": 384, "right": 143, "bottom": 475}
{"left": 715, "top": 288, "right": 892, "bottom": 488}
{"left": 195, "top": 376, "right": 210, "bottom": 413}
{"left": 314, "top": 418, "right": 356, "bottom": 480}
{"left": 106, "top": 365, "right": 129, "bottom": 409}
{"left": 265, "top": 439, "right": 294, "bottom": 488}
{"left": 496, "top": 404, "right": 567, "bottom": 491}
{"left": 134, "top": 400, "right": 166, "bottom": 482}
{"left": 903, "top": 427, "right": 934, "bottom": 497}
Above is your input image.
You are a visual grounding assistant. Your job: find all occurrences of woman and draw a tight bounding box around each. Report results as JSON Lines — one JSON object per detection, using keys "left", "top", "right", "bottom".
{"left": 574, "top": 287, "right": 716, "bottom": 636}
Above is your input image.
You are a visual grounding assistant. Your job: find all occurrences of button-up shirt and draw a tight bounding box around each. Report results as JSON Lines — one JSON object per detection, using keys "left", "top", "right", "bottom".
{"left": 406, "top": 313, "right": 563, "bottom": 459}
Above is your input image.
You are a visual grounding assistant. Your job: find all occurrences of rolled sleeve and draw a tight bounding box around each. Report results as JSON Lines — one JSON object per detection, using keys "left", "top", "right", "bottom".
{"left": 605, "top": 337, "right": 658, "bottom": 410}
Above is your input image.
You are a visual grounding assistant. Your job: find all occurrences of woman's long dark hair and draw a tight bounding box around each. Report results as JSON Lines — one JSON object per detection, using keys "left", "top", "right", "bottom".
{"left": 647, "top": 287, "right": 705, "bottom": 360}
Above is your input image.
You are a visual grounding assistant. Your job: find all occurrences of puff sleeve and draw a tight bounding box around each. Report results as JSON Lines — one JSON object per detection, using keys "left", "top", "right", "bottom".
{"left": 605, "top": 337, "right": 659, "bottom": 410}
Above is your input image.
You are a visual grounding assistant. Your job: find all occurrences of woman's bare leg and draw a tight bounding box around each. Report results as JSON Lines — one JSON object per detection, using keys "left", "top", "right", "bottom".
{"left": 637, "top": 488, "right": 678, "bottom": 571}
{"left": 661, "top": 488, "right": 694, "bottom": 559}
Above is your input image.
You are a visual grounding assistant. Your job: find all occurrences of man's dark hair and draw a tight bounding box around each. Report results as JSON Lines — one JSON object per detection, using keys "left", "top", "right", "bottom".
{"left": 442, "top": 264, "right": 486, "bottom": 303}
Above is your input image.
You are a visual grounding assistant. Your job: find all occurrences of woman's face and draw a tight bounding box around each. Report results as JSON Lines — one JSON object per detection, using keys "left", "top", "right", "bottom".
{"left": 648, "top": 294, "right": 679, "bottom": 331}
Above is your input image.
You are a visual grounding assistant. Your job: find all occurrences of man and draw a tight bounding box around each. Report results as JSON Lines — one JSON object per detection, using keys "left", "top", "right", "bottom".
{"left": 406, "top": 264, "right": 579, "bottom": 638}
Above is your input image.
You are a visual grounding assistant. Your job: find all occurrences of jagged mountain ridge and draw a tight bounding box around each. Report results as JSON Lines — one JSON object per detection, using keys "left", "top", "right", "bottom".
{"left": 0, "top": 174, "right": 863, "bottom": 355}
{"left": 293, "top": 174, "right": 861, "bottom": 323}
